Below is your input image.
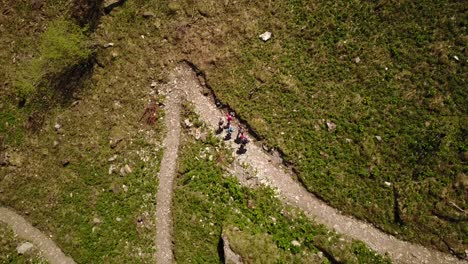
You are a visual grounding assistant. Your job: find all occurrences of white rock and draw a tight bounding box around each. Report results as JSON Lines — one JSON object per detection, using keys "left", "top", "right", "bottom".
{"left": 259, "top": 31, "right": 272, "bottom": 42}
{"left": 150, "top": 81, "right": 157, "bottom": 88}
{"left": 108, "top": 164, "right": 116, "bottom": 175}
{"left": 384, "top": 181, "right": 392, "bottom": 187}
{"left": 120, "top": 164, "right": 132, "bottom": 176}
{"left": 454, "top": 55, "right": 459, "bottom": 61}
{"left": 345, "top": 138, "right": 353, "bottom": 143}
{"left": 326, "top": 121, "right": 337, "bottom": 131}
{"left": 375, "top": 136, "right": 382, "bottom": 141}
{"left": 17, "top": 242, "right": 34, "bottom": 255}
{"left": 108, "top": 155, "right": 117, "bottom": 162}
{"left": 103, "top": 42, "right": 114, "bottom": 48}
{"left": 291, "top": 240, "right": 301, "bottom": 247}
{"left": 54, "top": 123, "right": 61, "bottom": 130}
{"left": 354, "top": 56, "right": 361, "bottom": 63}
{"left": 116, "top": 217, "right": 122, "bottom": 222}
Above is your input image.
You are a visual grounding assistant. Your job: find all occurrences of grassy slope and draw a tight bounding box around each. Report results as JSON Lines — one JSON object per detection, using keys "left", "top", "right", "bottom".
{"left": 168, "top": 0, "right": 467, "bottom": 255}
{"left": 172, "top": 106, "right": 391, "bottom": 264}
{"left": 0, "top": 224, "right": 48, "bottom": 264}
{"left": 0, "top": 1, "right": 168, "bottom": 262}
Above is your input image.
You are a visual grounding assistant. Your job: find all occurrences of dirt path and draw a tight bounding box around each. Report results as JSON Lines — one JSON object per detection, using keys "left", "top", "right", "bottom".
{"left": 0, "top": 207, "right": 75, "bottom": 264}
{"left": 154, "top": 71, "right": 183, "bottom": 264}
{"left": 172, "top": 63, "right": 466, "bottom": 264}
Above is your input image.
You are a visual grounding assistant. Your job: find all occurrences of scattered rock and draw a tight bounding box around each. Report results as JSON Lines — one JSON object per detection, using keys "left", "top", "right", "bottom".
{"left": 122, "top": 184, "right": 128, "bottom": 192}
{"left": 259, "top": 31, "right": 272, "bottom": 42}
{"left": 119, "top": 164, "right": 132, "bottom": 176}
{"left": 142, "top": 11, "right": 155, "bottom": 18}
{"left": 291, "top": 240, "right": 301, "bottom": 247}
{"left": 116, "top": 217, "right": 122, "bottom": 222}
{"left": 151, "top": 81, "right": 158, "bottom": 88}
{"left": 317, "top": 251, "right": 324, "bottom": 258}
{"left": 384, "top": 181, "right": 392, "bottom": 187}
{"left": 184, "top": 119, "right": 193, "bottom": 128}
{"left": 354, "top": 56, "right": 361, "bottom": 63}
{"left": 108, "top": 164, "right": 116, "bottom": 175}
{"left": 104, "top": 0, "right": 125, "bottom": 13}
{"left": 221, "top": 233, "right": 243, "bottom": 264}
{"left": 16, "top": 242, "right": 34, "bottom": 255}
{"left": 53, "top": 141, "right": 59, "bottom": 147}
{"left": 453, "top": 55, "right": 460, "bottom": 61}
{"left": 326, "top": 121, "right": 337, "bottom": 131}
{"left": 375, "top": 136, "right": 382, "bottom": 142}
{"left": 103, "top": 42, "right": 114, "bottom": 48}
{"left": 54, "top": 123, "right": 61, "bottom": 130}
{"left": 108, "top": 155, "right": 117, "bottom": 162}
{"left": 345, "top": 138, "right": 353, "bottom": 143}
{"left": 93, "top": 217, "right": 102, "bottom": 225}
{"left": 61, "top": 159, "right": 70, "bottom": 167}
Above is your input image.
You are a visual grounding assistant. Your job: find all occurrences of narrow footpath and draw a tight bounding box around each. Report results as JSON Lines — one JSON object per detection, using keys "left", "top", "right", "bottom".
{"left": 173, "top": 63, "right": 466, "bottom": 264}
{"left": 0, "top": 207, "right": 75, "bottom": 264}
{"left": 154, "top": 72, "right": 182, "bottom": 264}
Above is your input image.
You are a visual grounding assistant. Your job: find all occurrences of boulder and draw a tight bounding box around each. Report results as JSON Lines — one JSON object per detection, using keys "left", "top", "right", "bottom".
{"left": 259, "top": 31, "right": 272, "bottom": 42}
{"left": 221, "top": 234, "right": 243, "bottom": 264}
{"left": 16, "top": 242, "right": 34, "bottom": 255}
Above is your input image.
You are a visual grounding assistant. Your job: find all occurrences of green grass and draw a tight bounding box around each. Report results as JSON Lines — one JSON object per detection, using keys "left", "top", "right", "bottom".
{"left": 166, "top": 0, "right": 467, "bottom": 255}
{"left": 0, "top": 224, "right": 48, "bottom": 264}
{"left": 173, "top": 112, "right": 391, "bottom": 263}
{"left": 0, "top": 1, "right": 168, "bottom": 262}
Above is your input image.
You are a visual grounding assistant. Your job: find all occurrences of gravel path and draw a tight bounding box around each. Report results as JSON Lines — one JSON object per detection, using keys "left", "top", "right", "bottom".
{"left": 154, "top": 70, "right": 183, "bottom": 264}
{"left": 0, "top": 207, "right": 75, "bottom": 264}
{"left": 173, "top": 63, "right": 466, "bottom": 264}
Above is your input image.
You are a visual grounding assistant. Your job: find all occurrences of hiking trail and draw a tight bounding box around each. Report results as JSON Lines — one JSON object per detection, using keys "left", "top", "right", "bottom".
{"left": 0, "top": 207, "right": 75, "bottom": 264}
{"left": 164, "top": 63, "right": 465, "bottom": 264}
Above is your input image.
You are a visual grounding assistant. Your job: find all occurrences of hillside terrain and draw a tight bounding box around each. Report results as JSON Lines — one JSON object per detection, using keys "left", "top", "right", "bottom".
{"left": 0, "top": 0, "right": 466, "bottom": 263}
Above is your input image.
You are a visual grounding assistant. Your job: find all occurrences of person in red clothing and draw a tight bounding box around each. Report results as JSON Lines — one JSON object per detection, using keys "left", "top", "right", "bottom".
{"left": 226, "top": 112, "right": 233, "bottom": 127}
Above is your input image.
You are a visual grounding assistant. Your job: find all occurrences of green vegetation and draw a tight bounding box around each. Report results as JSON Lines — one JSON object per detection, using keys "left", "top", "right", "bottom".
{"left": 173, "top": 115, "right": 391, "bottom": 263}
{"left": 15, "top": 19, "right": 92, "bottom": 99}
{"left": 166, "top": 0, "right": 467, "bottom": 255}
{"left": 0, "top": 224, "right": 48, "bottom": 264}
{"left": 1, "top": 1, "right": 168, "bottom": 262}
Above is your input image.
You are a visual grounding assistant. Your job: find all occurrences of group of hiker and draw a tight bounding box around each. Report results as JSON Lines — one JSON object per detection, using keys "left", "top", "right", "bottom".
{"left": 218, "top": 112, "right": 249, "bottom": 154}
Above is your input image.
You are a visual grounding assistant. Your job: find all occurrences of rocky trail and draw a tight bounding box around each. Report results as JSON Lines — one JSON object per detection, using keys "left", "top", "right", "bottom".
{"left": 0, "top": 207, "right": 75, "bottom": 264}
{"left": 158, "top": 63, "right": 466, "bottom": 264}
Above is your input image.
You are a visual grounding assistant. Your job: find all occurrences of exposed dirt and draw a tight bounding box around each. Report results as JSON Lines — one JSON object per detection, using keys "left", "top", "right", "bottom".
{"left": 154, "top": 69, "right": 183, "bottom": 264}
{"left": 0, "top": 207, "right": 75, "bottom": 264}
{"left": 169, "top": 63, "right": 466, "bottom": 264}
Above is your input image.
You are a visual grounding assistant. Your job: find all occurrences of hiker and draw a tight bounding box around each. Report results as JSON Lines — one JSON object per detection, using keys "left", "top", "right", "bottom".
{"left": 225, "top": 126, "right": 234, "bottom": 140}
{"left": 235, "top": 125, "right": 244, "bottom": 143}
{"left": 217, "top": 117, "right": 224, "bottom": 134}
{"left": 226, "top": 112, "right": 233, "bottom": 127}
{"left": 238, "top": 134, "right": 249, "bottom": 154}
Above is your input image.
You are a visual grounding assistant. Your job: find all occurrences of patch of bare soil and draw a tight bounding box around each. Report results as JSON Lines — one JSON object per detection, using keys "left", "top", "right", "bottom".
{"left": 0, "top": 207, "right": 75, "bottom": 264}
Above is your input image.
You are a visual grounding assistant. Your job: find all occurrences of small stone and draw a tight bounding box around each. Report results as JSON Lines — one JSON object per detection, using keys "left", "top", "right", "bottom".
{"left": 103, "top": 42, "right": 114, "bottom": 48}
{"left": 345, "top": 138, "right": 353, "bottom": 143}
{"left": 259, "top": 31, "right": 272, "bottom": 42}
{"left": 108, "top": 155, "right": 117, "bottom": 162}
{"left": 142, "top": 11, "right": 155, "bottom": 18}
{"left": 93, "top": 217, "right": 102, "bottom": 225}
{"left": 384, "top": 181, "right": 392, "bottom": 187}
{"left": 453, "top": 55, "right": 459, "bottom": 61}
{"left": 354, "top": 56, "right": 361, "bottom": 63}
{"left": 122, "top": 184, "right": 128, "bottom": 192}
{"left": 54, "top": 123, "right": 61, "bottom": 130}
{"left": 184, "top": 119, "right": 193, "bottom": 128}
{"left": 17, "top": 242, "right": 33, "bottom": 255}
{"left": 120, "top": 164, "right": 132, "bottom": 176}
{"left": 116, "top": 217, "right": 122, "bottom": 222}
{"left": 317, "top": 251, "right": 324, "bottom": 258}
{"left": 326, "top": 121, "right": 337, "bottom": 131}
{"left": 108, "top": 164, "right": 116, "bottom": 175}
{"left": 53, "top": 141, "right": 59, "bottom": 147}
{"left": 291, "top": 240, "right": 301, "bottom": 247}
{"left": 150, "top": 81, "right": 157, "bottom": 88}
{"left": 61, "top": 159, "right": 70, "bottom": 167}
{"left": 375, "top": 136, "right": 382, "bottom": 141}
